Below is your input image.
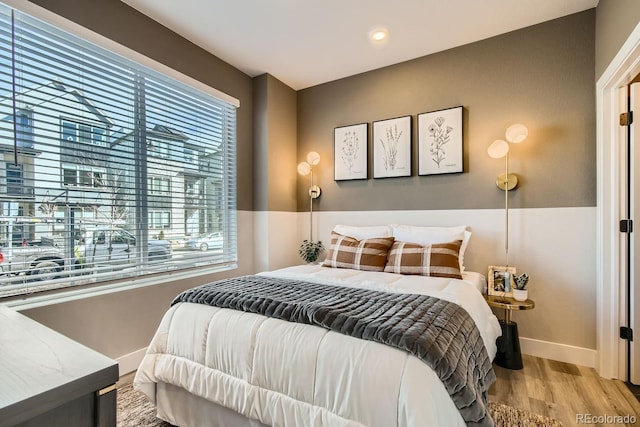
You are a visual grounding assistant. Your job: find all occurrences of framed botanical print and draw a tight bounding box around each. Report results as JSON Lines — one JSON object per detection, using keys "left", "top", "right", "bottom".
{"left": 334, "top": 123, "right": 368, "bottom": 180}
{"left": 372, "top": 115, "right": 411, "bottom": 178}
{"left": 418, "top": 106, "right": 463, "bottom": 175}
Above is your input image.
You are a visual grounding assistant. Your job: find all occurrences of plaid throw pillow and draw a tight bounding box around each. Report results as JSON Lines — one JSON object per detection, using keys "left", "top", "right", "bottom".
{"left": 384, "top": 240, "right": 463, "bottom": 279}
{"left": 322, "top": 232, "right": 395, "bottom": 271}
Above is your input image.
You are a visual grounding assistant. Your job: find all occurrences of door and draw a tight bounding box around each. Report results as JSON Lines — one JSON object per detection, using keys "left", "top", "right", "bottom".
{"left": 630, "top": 82, "right": 640, "bottom": 384}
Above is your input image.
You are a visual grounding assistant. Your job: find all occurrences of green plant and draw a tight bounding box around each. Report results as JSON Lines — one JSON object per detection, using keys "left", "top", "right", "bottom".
{"left": 513, "top": 272, "right": 529, "bottom": 290}
{"left": 298, "top": 240, "right": 324, "bottom": 264}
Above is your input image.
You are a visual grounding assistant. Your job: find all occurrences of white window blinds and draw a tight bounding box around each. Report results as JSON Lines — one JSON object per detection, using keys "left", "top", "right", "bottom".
{"left": 0, "top": 3, "right": 238, "bottom": 297}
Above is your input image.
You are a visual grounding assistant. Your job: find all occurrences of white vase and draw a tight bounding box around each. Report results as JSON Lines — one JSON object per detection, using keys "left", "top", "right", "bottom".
{"left": 512, "top": 289, "right": 528, "bottom": 301}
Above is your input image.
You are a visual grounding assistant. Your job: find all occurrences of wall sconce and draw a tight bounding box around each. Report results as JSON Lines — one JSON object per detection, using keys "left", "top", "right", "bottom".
{"left": 487, "top": 124, "right": 528, "bottom": 265}
{"left": 297, "top": 151, "right": 321, "bottom": 241}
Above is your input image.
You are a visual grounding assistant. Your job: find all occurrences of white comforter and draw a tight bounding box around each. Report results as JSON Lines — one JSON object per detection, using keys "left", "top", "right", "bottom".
{"left": 134, "top": 265, "right": 501, "bottom": 427}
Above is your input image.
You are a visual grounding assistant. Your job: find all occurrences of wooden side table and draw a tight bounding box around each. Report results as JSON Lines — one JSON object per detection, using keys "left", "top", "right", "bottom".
{"left": 484, "top": 295, "right": 535, "bottom": 370}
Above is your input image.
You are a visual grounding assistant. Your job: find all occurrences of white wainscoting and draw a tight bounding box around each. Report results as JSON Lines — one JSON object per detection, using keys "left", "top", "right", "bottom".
{"left": 118, "top": 338, "right": 596, "bottom": 378}
{"left": 520, "top": 337, "right": 597, "bottom": 368}
{"left": 253, "top": 211, "right": 300, "bottom": 272}
{"left": 117, "top": 347, "right": 148, "bottom": 376}
{"left": 296, "top": 207, "right": 598, "bottom": 367}
{"left": 121, "top": 207, "right": 598, "bottom": 377}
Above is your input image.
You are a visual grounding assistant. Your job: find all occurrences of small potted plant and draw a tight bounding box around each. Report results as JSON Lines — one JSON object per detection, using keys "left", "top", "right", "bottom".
{"left": 298, "top": 240, "right": 324, "bottom": 264}
{"left": 512, "top": 273, "right": 529, "bottom": 301}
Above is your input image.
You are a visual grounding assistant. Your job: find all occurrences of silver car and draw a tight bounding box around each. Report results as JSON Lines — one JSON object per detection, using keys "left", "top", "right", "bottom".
{"left": 186, "top": 232, "right": 223, "bottom": 251}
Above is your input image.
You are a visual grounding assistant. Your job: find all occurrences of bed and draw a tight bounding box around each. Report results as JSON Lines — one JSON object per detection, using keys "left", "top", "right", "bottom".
{"left": 134, "top": 225, "right": 502, "bottom": 427}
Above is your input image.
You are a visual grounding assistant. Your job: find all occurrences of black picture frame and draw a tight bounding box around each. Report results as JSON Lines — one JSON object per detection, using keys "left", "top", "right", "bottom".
{"left": 372, "top": 115, "right": 412, "bottom": 178}
{"left": 418, "top": 106, "right": 463, "bottom": 175}
{"left": 334, "top": 123, "right": 368, "bottom": 181}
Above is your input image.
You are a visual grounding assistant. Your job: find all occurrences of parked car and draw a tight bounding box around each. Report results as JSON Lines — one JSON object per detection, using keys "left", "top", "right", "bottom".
{"left": 186, "top": 232, "right": 223, "bottom": 251}
{"left": 76, "top": 227, "right": 172, "bottom": 265}
{"left": 0, "top": 227, "right": 172, "bottom": 281}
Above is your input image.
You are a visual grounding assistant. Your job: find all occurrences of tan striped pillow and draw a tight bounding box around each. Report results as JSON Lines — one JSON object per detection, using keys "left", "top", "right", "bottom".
{"left": 384, "top": 240, "right": 463, "bottom": 279}
{"left": 322, "top": 232, "right": 395, "bottom": 271}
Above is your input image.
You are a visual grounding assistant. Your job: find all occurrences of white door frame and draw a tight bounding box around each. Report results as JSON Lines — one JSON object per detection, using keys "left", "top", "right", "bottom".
{"left": 597, "top": 22, "right": 640, "bottom": 379}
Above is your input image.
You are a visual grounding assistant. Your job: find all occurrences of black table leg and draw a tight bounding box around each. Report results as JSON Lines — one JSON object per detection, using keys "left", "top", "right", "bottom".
{"left": 495, "top": 320, "right": 523, "bottom": 370}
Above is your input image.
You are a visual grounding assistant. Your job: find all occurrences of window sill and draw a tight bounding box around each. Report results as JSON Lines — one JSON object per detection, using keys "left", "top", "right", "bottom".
{"left": 3, "top": 263, "right": 237, "bottom": 311}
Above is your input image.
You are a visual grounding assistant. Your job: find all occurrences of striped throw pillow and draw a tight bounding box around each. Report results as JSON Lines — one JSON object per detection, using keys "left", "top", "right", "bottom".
{"left": 322, "top": 232, "right": 395, "bottom": 271}
{"left": 384, "top": 240, "right": 463, "bottom": 279}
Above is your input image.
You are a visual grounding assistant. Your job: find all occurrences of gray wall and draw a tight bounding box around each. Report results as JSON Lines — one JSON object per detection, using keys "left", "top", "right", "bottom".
{"left": 23, "top": 269, "right": 248, "bottom": 359}
{"left": 297, "top": 10, "right": 596, "bottom": 213}
{"left": 595, "top": 0, "right": 640, "bottom": 80}
{"left": 253, "top": 74, "right": 298, "bottom": 212}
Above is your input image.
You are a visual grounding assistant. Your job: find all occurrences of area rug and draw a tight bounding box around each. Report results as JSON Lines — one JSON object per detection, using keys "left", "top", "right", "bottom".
{"left": 117, "top": 382, "right": 563, "bottom": 427}
{"left": 117, "top": 383, "right": 171, "bottom": 427}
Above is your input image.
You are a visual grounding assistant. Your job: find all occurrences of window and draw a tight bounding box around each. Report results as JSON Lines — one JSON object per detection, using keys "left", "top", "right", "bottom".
{"left": 148, "top": 176, "right": 170, "bottom": 195}
{"left": 62, "top": 164, "right": 106, "bottom": 188}
{"left": 61, "top": 120, "right": 107, "bottom": 146}
{"left": 147, "top": 138, "right": 170, "bottom": 159}
{"left": 184, "top": 147, "right": 197, "bottom": 164}
{"left": 6, "top": 163, "right": 23, "bottom": 196}
{"left": 16, "top": 110, "right": 34, "bottom": 148}
{"left": 111, "top": 229, "right": 135, "bottom": 245}
{"left": 0, "top": 3, "right": 238, "bottom": 298}
{"left": 148, "top": 210, "right": 171, "bottom": 229}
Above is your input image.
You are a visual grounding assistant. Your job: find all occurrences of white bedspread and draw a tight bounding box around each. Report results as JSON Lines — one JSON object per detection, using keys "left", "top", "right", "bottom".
{"left": 135, "top": 266, "right": 501, "bottom": 427}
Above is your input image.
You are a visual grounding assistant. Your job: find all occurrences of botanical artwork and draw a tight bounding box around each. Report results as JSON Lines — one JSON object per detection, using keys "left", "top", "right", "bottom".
{"left": 334, "top": 123, "right": 367, "bottom": 180}
{"left": 372, "top": 116, "right": 411, "bottom": 178}
{"left": 428, "top": 117, "right": 452, "bottom": 168}
{"left": 488, "top": 265, "right": 516, "bottom": 297}
{"left": 418, "top": 106, "right": 463, "bottom": 175}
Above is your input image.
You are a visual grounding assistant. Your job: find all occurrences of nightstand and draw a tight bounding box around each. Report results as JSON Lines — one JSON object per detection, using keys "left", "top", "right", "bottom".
{"left": 484, "top": 294, "right": 534, "bottom": 370}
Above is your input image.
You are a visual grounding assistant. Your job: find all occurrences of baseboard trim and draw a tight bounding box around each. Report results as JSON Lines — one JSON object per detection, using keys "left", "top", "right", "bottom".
{"left": 115, "top": 339, "right": 596, "bottom": 377}
{"left": 116, "top": 347, "right": 147, "bottom": 376}
{"left": 520, "top": 337, "right": 596, "bottom": 368}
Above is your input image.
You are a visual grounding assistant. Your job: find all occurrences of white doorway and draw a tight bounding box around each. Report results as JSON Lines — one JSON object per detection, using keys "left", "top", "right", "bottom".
{"left": 597, "top": 22, "right": 640, "bottom": 380}
{"left": 630, "top": 82, "right": 640, "bottom": 385}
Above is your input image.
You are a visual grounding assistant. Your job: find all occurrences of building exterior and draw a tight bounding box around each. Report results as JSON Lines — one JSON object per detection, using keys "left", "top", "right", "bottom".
{"left": 0, "top": 80, "right": 220, "bottom": 247}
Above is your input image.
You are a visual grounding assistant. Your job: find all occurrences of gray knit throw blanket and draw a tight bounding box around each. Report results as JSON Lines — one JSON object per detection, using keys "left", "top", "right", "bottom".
{"left": 172, "top": 275, "right": 496, "bottom": 426}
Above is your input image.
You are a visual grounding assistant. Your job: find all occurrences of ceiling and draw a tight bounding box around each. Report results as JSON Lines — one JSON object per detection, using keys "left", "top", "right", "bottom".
{"left": 121, "top": 0, "right": 598, "bottom": 91}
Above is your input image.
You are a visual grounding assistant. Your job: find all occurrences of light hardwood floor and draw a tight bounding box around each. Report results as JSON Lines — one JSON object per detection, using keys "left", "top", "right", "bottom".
{"left": 489, "top": 354, "right": 640, "bottom": 426}
{"left": 119, "top": 355, "right": 640, "bottom": 426}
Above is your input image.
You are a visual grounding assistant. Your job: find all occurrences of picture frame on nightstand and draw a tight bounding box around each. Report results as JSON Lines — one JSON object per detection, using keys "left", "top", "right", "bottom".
{"left": 488, "top": 265, "right": 516, "bottom": 297}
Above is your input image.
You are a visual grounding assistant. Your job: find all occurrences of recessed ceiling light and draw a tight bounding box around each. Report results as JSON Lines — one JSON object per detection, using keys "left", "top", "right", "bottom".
{"left": 369, "top": 27, "right": 389, "bottom": 44}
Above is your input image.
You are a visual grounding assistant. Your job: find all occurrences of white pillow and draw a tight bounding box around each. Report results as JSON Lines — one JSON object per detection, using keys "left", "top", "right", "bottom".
{"left": 389, "top": 224, "right": 471, "bottom": 271}
{"left": 332, "top": 224, "right": 392, "bottom": 241}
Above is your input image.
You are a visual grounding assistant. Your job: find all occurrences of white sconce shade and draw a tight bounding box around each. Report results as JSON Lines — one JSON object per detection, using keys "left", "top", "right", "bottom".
{"left": 487, "top": 139, "right": 510, "bottom": 159}
{"left": 306, "top": 151, "right": 320, "bottom": 166}
{"left": 505, "top": 124, "right": 528, "bottom": 144}
{"left": 297, "top": 161, "right": 311, "bottom": 176}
